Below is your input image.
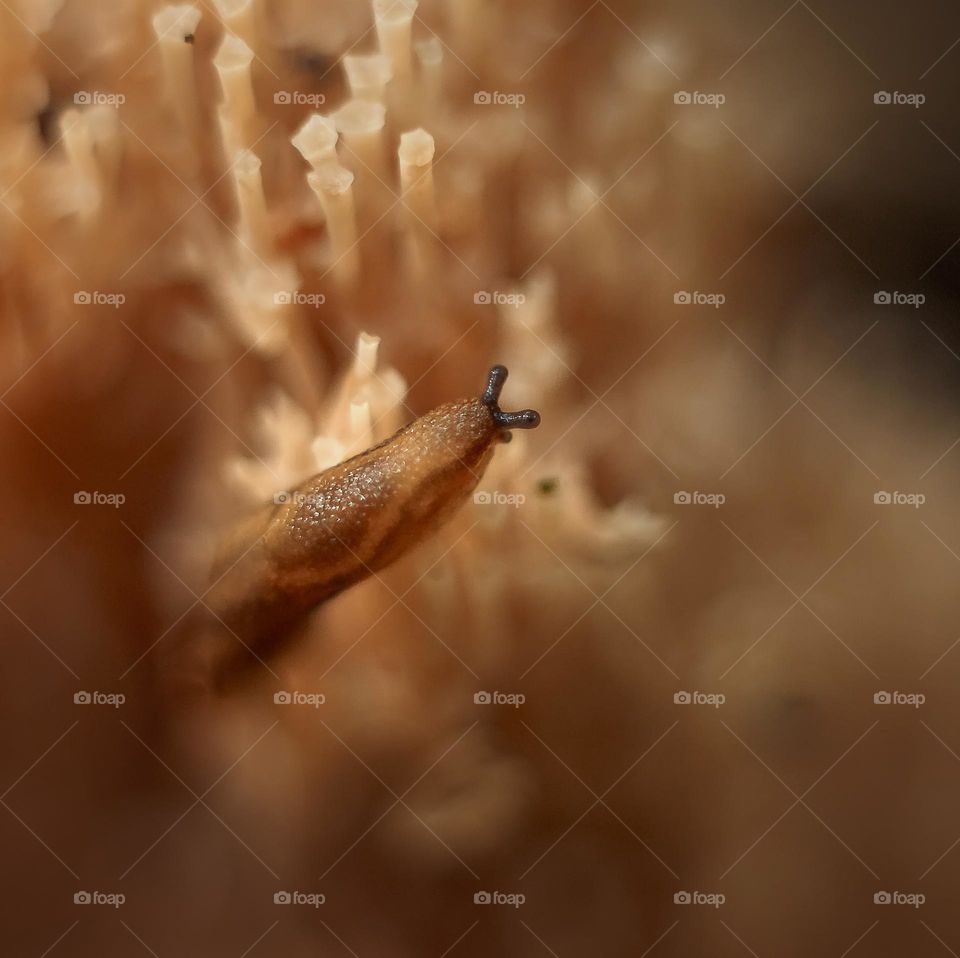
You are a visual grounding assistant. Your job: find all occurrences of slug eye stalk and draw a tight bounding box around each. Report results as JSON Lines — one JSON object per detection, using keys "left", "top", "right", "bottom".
{"left": 482, "top": 365, "right": 541, "bottom": 433}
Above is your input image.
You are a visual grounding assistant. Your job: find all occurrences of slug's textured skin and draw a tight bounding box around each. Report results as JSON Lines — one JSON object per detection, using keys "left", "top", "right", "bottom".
{"left": 205, "top": 367, "right": 539, "bottom": 687}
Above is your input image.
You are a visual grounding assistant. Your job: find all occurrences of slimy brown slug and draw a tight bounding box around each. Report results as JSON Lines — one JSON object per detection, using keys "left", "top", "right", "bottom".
{"left": 204, "top": 365, "right": 539, "bottom": 687}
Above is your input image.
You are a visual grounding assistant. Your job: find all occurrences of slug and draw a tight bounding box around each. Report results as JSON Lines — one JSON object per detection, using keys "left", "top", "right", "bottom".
{"left": 204, "top": 365, "right": 540, "bottom": 687}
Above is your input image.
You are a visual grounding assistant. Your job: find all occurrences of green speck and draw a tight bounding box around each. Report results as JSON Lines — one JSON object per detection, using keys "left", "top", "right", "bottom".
{"left": 537, "top": 477, "right": 559, "bottom": 496}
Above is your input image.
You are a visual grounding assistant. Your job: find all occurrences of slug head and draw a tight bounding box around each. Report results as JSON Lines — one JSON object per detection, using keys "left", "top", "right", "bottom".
{"left": 399, "top": 364, "right": 541, "bottom": 477}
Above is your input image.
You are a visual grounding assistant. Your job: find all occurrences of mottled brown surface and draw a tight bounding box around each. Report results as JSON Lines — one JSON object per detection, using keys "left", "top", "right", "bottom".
{"left": 204, "top": 396, "right": 508, "bottom": 684}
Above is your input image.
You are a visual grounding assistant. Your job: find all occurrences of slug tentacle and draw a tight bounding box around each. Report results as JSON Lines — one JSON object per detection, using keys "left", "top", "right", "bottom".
{"left": 204, "top": 365, "right": 540, "bottom": 688}
{"left": 482, "top": 364, "right": 541, "bottom": 433}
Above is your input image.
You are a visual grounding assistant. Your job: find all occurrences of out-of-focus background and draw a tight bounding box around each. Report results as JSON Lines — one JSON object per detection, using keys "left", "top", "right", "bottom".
{"left": 2, "top": 0, "right": 960, "bottom": 954}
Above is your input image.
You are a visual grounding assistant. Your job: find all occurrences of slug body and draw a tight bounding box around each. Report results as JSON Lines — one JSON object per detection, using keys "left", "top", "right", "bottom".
{"left": 205, "top": 366, "right": 539, "bottom": 686}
